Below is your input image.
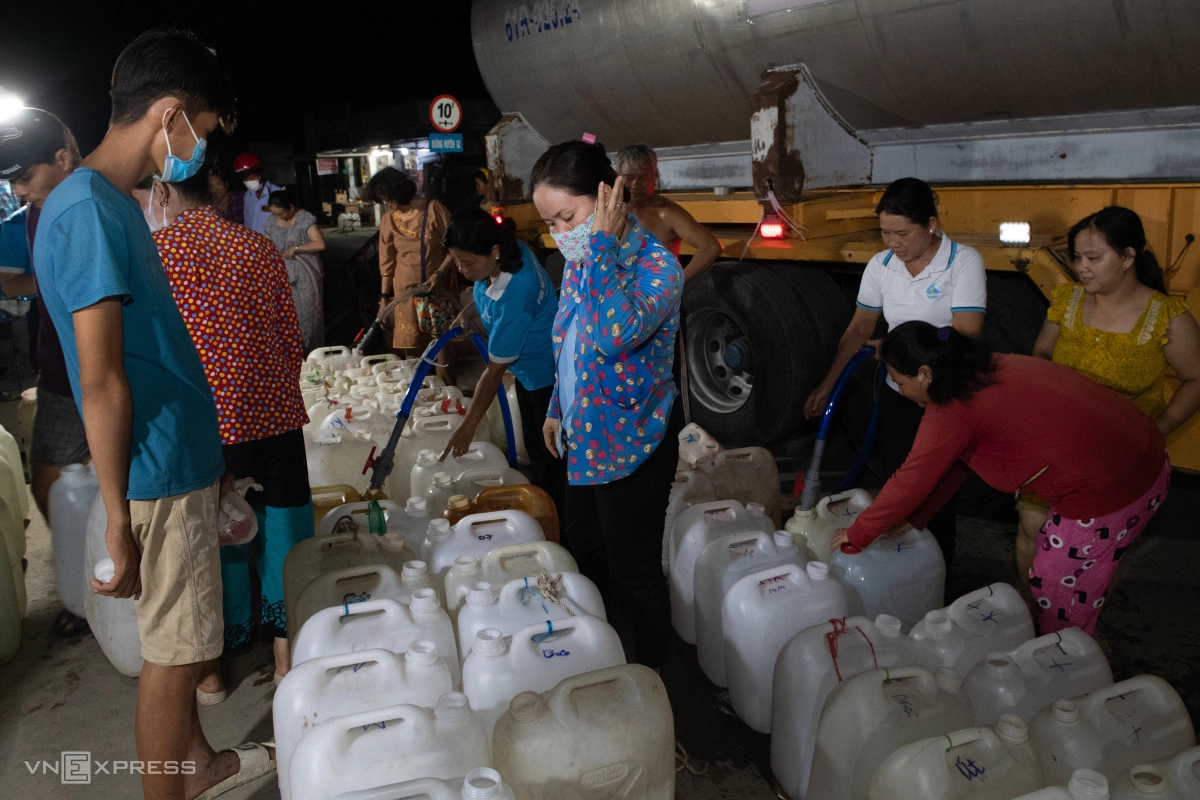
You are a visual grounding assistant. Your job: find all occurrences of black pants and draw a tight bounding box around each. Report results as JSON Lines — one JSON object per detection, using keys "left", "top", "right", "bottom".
{"left": 514, "top": 380, "right": 565, "bottom": 522}
{"left": 878, "top": 386, "right": 957, "bottom": 569}
{"left": 563, "top": 400, "right": 683, "bottom": 667}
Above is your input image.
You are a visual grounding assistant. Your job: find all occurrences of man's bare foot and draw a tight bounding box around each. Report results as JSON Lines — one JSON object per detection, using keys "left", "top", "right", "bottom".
{"left": 183, "top": 743, "right": 275, "bottom": 800}
{"left": 273, "top": 637, "right": 290, "bottom": 681}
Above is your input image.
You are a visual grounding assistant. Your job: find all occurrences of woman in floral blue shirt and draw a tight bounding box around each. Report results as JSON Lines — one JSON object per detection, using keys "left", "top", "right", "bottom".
{"left": 531, "top": 141, "right": 685, "bottom": 667}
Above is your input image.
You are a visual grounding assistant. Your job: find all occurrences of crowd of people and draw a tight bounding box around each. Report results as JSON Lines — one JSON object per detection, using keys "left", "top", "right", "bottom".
{"left": 0, "top": 24, "right": 1196, "bottom": 800}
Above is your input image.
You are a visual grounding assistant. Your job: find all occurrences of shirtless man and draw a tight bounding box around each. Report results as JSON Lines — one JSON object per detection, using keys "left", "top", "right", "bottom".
{"left": 615, "top": 144, "right": 722, "bottom": 281}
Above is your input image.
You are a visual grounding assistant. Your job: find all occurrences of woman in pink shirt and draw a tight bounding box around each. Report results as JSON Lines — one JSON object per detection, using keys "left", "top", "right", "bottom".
{"left": 833, "top": 321, "right": 1170, "bottom": 634}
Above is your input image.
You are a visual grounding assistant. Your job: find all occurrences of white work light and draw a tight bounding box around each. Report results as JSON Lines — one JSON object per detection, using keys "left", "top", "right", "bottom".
{"left": 0, "top": 90, "right": 24, "bottom": 124}
{"left": 999, "top": 222, "right": 1031, "bottom": 245}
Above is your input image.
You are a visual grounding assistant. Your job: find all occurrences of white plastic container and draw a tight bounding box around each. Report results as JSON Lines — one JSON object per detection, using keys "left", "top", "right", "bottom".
{"left": 0, "top": 443, "right": 26, "bottom": 618}
{"left": 661, "top": 470, "right": 717, "bottom": 571}
{"left": 316, "top": 500, "right": 407, "bottom": 538}
{"left": 455, "top": 572, "right": 606, "bottom": 661}
{"left": 678, "top": 422, "right": 723, "bottom": 468}
{"left": 786, "top": 488, "right": 874, "bottom": 563}
{"left": 454, "top": 468, "right": 529, "bottom": 501}
{"left": 461, "top": 616, "right": 626, "bottom": 738}
{"left": 706, "top": 447, "right": 782, "bottom": 528}
{"left": 694, "top": 530, "right": 802, "bottom": 686}
{"left": 411, "top": 443, "right": 509, "bottom": 499}
{"left": 398, "top": 498, "right": 432, "bottom": 554}
{"left": 293, "top": 562, "right": 432, "bottom": 639}
{"left": 385, "top": 416, "right": 490, "bottom": 502}
{"left": 320, "top": 404, "right": 395, "bottom": 443}
{"left": 492, "top": 664, "right": 674, "bottom": 800}
{"left": 868, "top": 715, "right": 1045, "bottom": 800}
{"left": 963, "top": 628, "right": 1114, "bottom": 724}
{"left": 669, "top": 500, "right": 774, "bottom": 643}
{"left": 0, "top": 513, "right": 20, "bottom": 665}
{"left": 909, "top": 583, "right": 1035, "bottom": 676}
{"left": 421, "top": 510, "right": 545, "bottom": 578}
{"left": 288, "top": 691, "right": 489, "bottom": 800}
{"left": 723, "top": 561, "right": 848, "bottom": 733}
{"left": 1110, "top": 746, "right": 1200, "bottom": 800}
{"left": 47, "top": 463, "right": 99, "bottom": 618}
{"left": 1012, "top": 770, "right": 1111, "bottom": 800}
{"left": 83, "top": 494, "right": 143, "bottom": 677}
{"left": 828, "top": 527, "right": 946, "bottom": 629}
{"left": 443, "top": 542, "right": 578, "bottom": 621}
{"left": 807, "top": 665, "right": 975, "bottom": 800}
{"left": 292, "top": 593, "right": 460, "bottom": 688}
{"left": 274, "top": 644, "right": 454, "bottom": 800}
{"left": 485, "top": 373, "right": 527, "bottom": 466}
{"left": 309, "top": 345, "right": 359, "bottom": 373}
{"left": 1028, "top": 675, "right": 1197, "bottom": 785}
{"left": 306, "top": 428, "right": 377, "bottom": 490}
{"left": 425, "top": 472, "right": 457, "bottom": 517}
{"left": 332, "top": 768, "right": 515, "bottom": 800}
{"left": 771, "top": 614, "right": 933, "bottom": 800}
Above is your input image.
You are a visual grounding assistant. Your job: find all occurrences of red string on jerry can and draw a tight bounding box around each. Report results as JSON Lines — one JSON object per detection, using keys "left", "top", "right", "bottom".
{"left": 824, "top": 617, "right": 878, "bottom": 682}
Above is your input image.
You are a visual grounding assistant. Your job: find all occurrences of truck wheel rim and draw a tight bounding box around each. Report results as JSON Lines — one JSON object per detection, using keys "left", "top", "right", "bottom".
{"left": 686, "top": 307, "right": 753, "bottom": 414}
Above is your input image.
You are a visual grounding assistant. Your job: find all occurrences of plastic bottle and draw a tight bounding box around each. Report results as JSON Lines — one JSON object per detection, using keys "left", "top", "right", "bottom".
{"left": 315, "top": 499, "right": 406, "bottom": 537}
{"left": 309, "top": 344, "right": 359, "bottom": 373}
{"left": 400, "top": 560, "right": 441, "bottom": 604}
{"left": 426, "top": 472, "right": 457, "bottom": 517}
{"left": 662, "top": 470, "right": 718, "bottom": 572}
{"left": 332, "top": 768, "right": 516, "bottom": 800}
{"left": 287, "top": 692, "right": 489, "bottom": 800}
{"left": 292, "top": 561, "right": 426, "bottom": 639}
{"left": 677, "top": 422, "right": 723, "bottom": 468}
{"left": 273, "top": 643, "right": 454, "bottom": 800}
{"left": 1012, "top": 770, "right": 1111, "bottom": 800}
{"left": 909, "top": 583, "right": 1035, "bottom": 676}
{"left": 47, "top": 464, "right": 99, "bottom": 619}
{"left": 485, "top": 373, "right": 527, "bottom": 466}
{"left": 401, "top": 497, "right": 432, "bottom": 553}
{"left": 827, "top": 527, "right": 946, "bottom": 629}
{"left": 867, "top": 715, "right": 1045, "bottom": 800}
{"left": 310, "top": 484, "right": 361, "bottom": 527}
{"left": 306, "top": 427, "right": 377, "bottom": 490}
{"left": 443, "top": 495, "right": 474, "bottom": 526}
{"left": 963, "top": 628, "right": 1114, "bottom": 724}
{"left": 694, "top": 530, "right": 803, "bottom": 686}
{"left": 705, "top": 447, "right": 782, "bottom": 528}
{"left": 461, "top": 616, "right": 627, "bottom": 738}
{"left": 1110, "top": 746, "right": 1200, "bottom": 800}
{"left": 455, "top": 572, "right": 606, "bottom": 662}
{"left": 455, "top": 468, "right": 531, "bottom": 501}
{"left": 443, "top": 542, "right": 579, "bottom": 621}
{"left": 807, "top": 665, "right": 975, "bottom": 800}
{"left": 83, "top": 493, "right": 143, "bottom": 677}
{"left": 723, "top": 562, "right": 848, "bottom": 733}
{"left": 421, "top": 510, "right": 546, "bottom": 577}
{"left": 292, "top": 593, "right": 460, "bottom": 688}
{"left": 771, "top": 614, "right": 932, "bottom": 800}
{"left": 411, "top": 442, "right": 510, "bottom": 499}
{"left": 473, "top": 485, "right": 560, "bottom": 544}
{"left": 785, "top": 488, "right": 874, "bottom": 563}
{"left": 669, "top": 500, "right": 775, "bottom": 643}
{"left": 1027, "top": 675, "right": 1197, "bottom": 785}
{"left": 492, "top": 665, "right": 675, "bottom": 800}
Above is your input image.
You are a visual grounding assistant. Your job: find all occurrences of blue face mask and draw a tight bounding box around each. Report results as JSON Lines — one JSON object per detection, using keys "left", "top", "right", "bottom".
{"left": 157, "top": 109, "right": 206, "bottom": 183}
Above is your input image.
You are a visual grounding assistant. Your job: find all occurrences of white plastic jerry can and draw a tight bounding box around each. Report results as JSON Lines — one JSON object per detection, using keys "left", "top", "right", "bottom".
{"left": 306, "top": 427, "right": 376, "bottom": 490}
{"left": 909, "top": 583, "right": 1035, "bottom": 676}
{"left": 421, "top": 510, "right": 546, "bottom": 578}
{"left": 287, "top": 691, "right": 489, "bottom": 800}
{"left": 661, "top": 470, "right": 718, "bottom": 572}
{"left": 1027, "top": 675, "right": 1197, "bottom": 785}
{"left": 771, "top": 614, "right": 934, "bottom": 800}
{"left": 331, "top": 767, "right": 516, "bottom": 800}
{"left": 785, "top": 488, "right": 874, "bottom": 563}
{"left": 48, "top": 462, "right": 101, "bottom": 619}
{"left": 722, "top": 561, "right": 848, "bottom": 733}
{"left": 705, "top": 447, "right": 782, "bottom": 528}
{"left": 83, "top": 493, "right": 143, "bottom": 678}
{"left": 1012, "top": 770, "right": 1111, "bottom": 800}
{"left": 0, "top": 447, "right": 26, "bottom": 619}
{"left": 309, "top": 345, "right": 359, "bottom": 373}
{"left": 867, "top": 715, "right": 1045, "bottom": 800}
{"left": 455, "top": 572, "right": 606, "bottom": 662}
{"left": 963, "top": 627, "right": 1114, "bottom": 725}
{"left": 677, "top": 422, "right": 723, "bottom": 468}
{"left": 386, "top": 415, "right": 492, "bottom": 502}
{"left": 315, "top": 499, "right": 406, "bottom": 538}
{"left": 291, "top": 593, "right": 460, "bottom": 689}
{"left": 411, "top": 442, "right": 509, "bottom": 499}
{"left": 1110, "top": 745, "right": 1200, "bottom": 800}
{"left": 454, "top": 468, "right": 530, "bottom": 502}
{"left": 292, "top": 562, "right": 431, "bottom": 641}
{"left": 273, "top": 644, "right": 454, "bottom": 800}
{"left": 491, "top": 664, "right": 675, "bottom": 800}
{"left": 828, "top": 526, "right": 946, "bottom": 629}
{"left": 425, "top": 471, "right": 458, "bottom": 517}
{"left": 669, "top": 499, "right": 774, "bottom": 643}
{"left": 443, "top": 542, "right": 579, "bottom": 622}
{"left": 694, "top": 530, "right": 803, "bottom": 687}
{"left": 807, "top": 665, "right": 975, "bottom": 800}
{"left": 0, "top": 508, "right": 20, "bottom": 665}
{"left": 461, "top": 615, "right": 627, "bottom": 739}
{"left": 485, "top": 372, "right": 527, "bottom": 467}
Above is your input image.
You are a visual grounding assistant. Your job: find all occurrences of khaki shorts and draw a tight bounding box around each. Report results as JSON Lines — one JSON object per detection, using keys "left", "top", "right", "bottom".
{"left": 131, "top": 482, "right": 224, "bottom": 666}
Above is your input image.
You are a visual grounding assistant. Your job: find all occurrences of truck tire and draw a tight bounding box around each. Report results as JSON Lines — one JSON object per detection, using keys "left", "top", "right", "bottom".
{"left": 682, "top": 262, "right": 850, "bottom": 446}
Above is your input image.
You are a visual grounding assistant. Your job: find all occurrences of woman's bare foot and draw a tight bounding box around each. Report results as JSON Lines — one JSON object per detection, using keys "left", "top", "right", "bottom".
{"left": 197, "top": 660, "right": 225, "bottom": 696}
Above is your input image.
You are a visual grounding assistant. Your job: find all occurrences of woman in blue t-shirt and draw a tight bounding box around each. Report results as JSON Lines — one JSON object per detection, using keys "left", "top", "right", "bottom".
{"left": 441, "top": 208, "right": 563, "bottom": 511}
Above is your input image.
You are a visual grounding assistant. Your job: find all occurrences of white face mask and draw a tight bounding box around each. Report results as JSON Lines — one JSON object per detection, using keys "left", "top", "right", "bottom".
{"left": 144, "top": 184, "right": 168, "bottom": 233}
{"left": 243, "top": 179, "right": 262, "bottom": 192}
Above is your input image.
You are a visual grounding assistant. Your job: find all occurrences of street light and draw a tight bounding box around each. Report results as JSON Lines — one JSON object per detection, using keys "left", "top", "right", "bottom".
{"left": 0, "top": 89, "right": 24, "bottom": 123}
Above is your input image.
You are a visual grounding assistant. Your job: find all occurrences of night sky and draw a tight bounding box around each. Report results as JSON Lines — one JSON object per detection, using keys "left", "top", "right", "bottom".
{"left": 0, "top": 0, "right": 488, "bottom": 155}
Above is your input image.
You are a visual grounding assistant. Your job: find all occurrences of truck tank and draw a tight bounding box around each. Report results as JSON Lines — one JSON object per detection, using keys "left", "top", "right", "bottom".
{"left": 471, "top": 0, "right": 1200, "bottom": 149}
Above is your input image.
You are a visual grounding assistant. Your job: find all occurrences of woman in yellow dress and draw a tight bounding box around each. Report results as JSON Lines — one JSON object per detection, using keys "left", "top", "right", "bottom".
{"left": 1019, "top": 206, "right": 1200, "bottom": 607}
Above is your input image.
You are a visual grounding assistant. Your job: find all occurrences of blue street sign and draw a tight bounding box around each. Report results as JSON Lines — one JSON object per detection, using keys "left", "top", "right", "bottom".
{"left": 429, "top": 133, "right": 464, "bottom": 153}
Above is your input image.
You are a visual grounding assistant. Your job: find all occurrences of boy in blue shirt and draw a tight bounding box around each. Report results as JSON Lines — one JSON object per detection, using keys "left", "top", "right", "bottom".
{"left": 29, "top": 29, "right": 275, "bottom": 800}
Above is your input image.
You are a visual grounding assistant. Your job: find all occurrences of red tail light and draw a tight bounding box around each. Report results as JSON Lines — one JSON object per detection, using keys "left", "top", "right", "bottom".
{"left": 760, "top": 220, "right": 785, "bottom": 239}
{"left": 493, "top": 214, "right": 505, "bottom": 225}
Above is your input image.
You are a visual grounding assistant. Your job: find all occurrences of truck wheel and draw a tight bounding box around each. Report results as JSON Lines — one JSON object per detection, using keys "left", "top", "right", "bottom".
{"left": 682, "top": 262, "right": 849, "bottom": 446}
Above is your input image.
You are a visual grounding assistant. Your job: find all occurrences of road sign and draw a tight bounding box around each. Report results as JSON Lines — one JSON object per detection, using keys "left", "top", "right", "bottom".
{"left": 429, "top": 95, "right": 463, "bottom": 133}
{"left": 429, "top": 133, "right": 464, "bottom": 153}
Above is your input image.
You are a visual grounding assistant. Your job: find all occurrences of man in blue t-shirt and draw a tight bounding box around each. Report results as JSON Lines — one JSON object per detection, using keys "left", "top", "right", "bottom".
{"left": 26, "top": 29, "right": 275, "bottom": 800}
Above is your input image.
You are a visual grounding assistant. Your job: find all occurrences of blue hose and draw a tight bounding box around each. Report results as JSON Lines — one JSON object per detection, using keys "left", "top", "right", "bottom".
{"left": 799, "top": 345, "right": 876, "bottom": 511}
{"left": 366, "top": 328, "right": 518, "bottom": 493}
{"left": 837, "top": 363, "right": 886, "bottom": 492}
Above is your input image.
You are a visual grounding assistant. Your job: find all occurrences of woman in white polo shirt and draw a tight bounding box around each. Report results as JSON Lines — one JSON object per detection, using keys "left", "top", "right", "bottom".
{"left": 804, "top": 177, "right": 987, "bottom": 567}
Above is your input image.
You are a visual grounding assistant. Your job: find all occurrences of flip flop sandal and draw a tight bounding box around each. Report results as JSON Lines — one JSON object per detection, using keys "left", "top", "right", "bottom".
{"left": 194, "top": 742, "right": 276, "bottom": 800}
{"left": 196, "top": 686, "right": 228, "bottom": 706}
{"left": 273, "top": 672, "right": 285, "bottom": 686}
{"left": 52, "top": 609, "right": 90, "bottom": 638}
